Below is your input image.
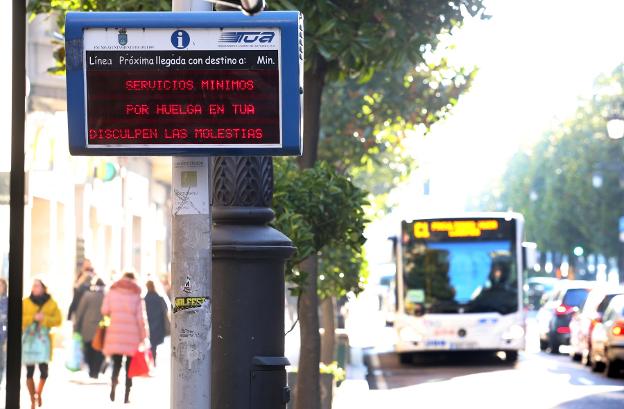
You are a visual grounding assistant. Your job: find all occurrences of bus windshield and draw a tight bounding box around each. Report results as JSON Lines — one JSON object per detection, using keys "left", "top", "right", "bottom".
{"left": 402, "top": 240, "right": 518, "bottom": 315}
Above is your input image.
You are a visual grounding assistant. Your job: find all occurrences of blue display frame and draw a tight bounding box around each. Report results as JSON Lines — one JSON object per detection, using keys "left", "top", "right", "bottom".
{"left": 65, "top": 11, "right": 303, "bottom": 156}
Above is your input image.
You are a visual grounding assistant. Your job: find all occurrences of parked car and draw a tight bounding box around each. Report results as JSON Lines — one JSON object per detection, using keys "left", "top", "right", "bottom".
{"left": 590, "top": 294, "right": 624, "bottom": 378}
{"left": 569, "top": 285, "right": 624, "bottom": 364}
{"left": 536, "top": 280, "right": 595, "bottom": 353}
{"left": 526, "top": 277, "right": 559, "bottom": 310}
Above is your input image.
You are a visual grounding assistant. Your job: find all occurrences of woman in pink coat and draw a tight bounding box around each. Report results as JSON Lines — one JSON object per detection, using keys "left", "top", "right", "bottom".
{"left": 101, "top": 272, "right": 148, "bottom": 404}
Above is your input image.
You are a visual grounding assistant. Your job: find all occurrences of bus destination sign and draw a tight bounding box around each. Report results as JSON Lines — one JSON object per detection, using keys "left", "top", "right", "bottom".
{"left": 65, "top": 12, "right": 303, "bottom": 156}
{"left": 403, "top": 218, "right": 513, "bottom": 242}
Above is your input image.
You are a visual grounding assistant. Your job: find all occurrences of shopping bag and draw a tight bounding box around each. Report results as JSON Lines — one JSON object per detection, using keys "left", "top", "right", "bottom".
{"left": 91, "top": 317, "right": 109, "bottom": 352}
{"left": 22, "top": 323, "right": 51, "bottom": 365}
{"left": 128, "top": 348, "right": 153, "bottom": 378}
{"left": 65, "top": 332, "right": 83, "bottom": 372}
{"left": 91, "top": 326, "right": 106, "bottom": 351}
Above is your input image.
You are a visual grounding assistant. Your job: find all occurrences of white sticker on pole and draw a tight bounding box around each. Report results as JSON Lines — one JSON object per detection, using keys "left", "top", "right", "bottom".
{"left": 172, "top": 157, "right": 209, "bottom": 215}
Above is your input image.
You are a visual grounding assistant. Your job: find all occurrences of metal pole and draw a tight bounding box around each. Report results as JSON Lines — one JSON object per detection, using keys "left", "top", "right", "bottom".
{"left": 210, "top": 2, "right": 294, "bottom": 407}
{"left": 211, "top": 156, "right": 294, "bottom": 409}
{"left": 170, "top": 3, "right": 213, "bottom": 409}
{"left": 7, "top": 0, "right": 26, "bottom": 407}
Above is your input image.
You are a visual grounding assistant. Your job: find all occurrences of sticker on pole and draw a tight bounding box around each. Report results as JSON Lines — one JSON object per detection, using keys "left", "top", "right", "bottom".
{"left": 173, "top": 296, "right": 210, "bottom": 313}
{"left": 172, "top": 157, "right": 209, "bottom": 215}
{"left": 65, "top": 11, "right": 303, "bottom": 156}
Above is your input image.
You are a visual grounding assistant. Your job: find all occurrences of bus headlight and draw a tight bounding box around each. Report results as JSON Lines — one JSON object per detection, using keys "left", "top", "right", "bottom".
{"left": 399, "top": 327, "right": 423, "bottom": 343}
{"left": 502, "top": 325, "right": 524, "bottom": 341}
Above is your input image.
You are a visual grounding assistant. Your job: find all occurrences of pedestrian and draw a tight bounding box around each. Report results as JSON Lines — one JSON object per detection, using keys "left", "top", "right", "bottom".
{"left": 0, "top": 278, "right": 8, "bottom": 387}
{"left": 101, "top": 272, "right": 148, "bottom": 404}
{"left": 74, "top": 277, "right": 106, "bottom": 379}
{"left": 67, "top": 259, "right": 95, "bottom": 321}
{"left": 22, "top": 277, "right": 62, "bottom": 409}
{"left": 144, "top": 280, "right": 169, "bottom": 366}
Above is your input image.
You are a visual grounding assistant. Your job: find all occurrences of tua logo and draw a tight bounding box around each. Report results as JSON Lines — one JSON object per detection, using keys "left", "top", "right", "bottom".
{"left": 171, "top": 30, "right": 190, "bottom": 49}
{"left": 219, "top": 32, "right": 275, "bottom": 44}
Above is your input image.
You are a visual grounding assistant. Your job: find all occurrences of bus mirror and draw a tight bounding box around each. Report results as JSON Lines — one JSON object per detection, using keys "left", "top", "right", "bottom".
{"left": 522, "top": 242, "right": 538, "bottom": 271}
{"left": 388, "top": 235, "right": 398, "bottom": 262}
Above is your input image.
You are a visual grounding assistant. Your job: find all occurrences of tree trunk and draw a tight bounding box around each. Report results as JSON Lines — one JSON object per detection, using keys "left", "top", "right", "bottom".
{"left": 294, "top": 255, "right": 320, "bottom": 409}
{"left": 299, "top": 58, "right": 327, "bottom": 169}
{"left": 320, "top": 297, "right": 336, "bottom": 365}
{"left": 294, "top": 54, "right": 328, "bottom": 409}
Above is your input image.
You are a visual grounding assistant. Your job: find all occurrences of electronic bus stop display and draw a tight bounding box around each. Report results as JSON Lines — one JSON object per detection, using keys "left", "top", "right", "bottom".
{"left": 65, "top": 12, "right": 303, "bottom": 156}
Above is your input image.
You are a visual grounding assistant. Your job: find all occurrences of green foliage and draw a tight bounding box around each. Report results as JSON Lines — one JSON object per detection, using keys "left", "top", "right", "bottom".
{"left": 271, "top": 0, "right": 487, "bottom": 80}
{"left": 27, "top": 0, "right": 171, "bottom": 73}
{"left": 319, "top": 50, "right": 477, "bottom": 215}
{"left": 273, "top": 159, "right": 368, "bottom": 297}
{"left": 494, "top": 64, "right": 624, "bottom": 259}
{"left": 318, "top": 238, "right": 368, "bottom": 300}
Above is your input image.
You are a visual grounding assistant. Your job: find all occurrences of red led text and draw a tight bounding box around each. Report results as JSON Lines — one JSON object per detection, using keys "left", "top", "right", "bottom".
{"left": 125, "top": 80, "right": 194, "bottom": 91}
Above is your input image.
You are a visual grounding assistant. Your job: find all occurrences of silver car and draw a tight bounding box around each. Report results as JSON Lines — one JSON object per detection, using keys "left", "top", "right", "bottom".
{"left": 568, "top": 286, "right": 623, "bottom": 365}
{"left": 590, "top": 294, "right": 624, "bottom": 377}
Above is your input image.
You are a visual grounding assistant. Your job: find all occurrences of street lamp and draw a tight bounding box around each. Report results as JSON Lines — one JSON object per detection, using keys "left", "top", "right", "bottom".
{"left": 607, "top": 113, "right": 624, "bottom": 140}
{"left": 592, "top": 172, "right": 603, "bottom": 188}
{"left": 607, "top": 99, "right": 624, "bottom": 139}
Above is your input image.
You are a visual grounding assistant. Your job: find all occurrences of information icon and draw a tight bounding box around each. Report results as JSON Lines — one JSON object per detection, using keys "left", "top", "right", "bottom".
{"left": 171, "top": 30, "right": 190, "bottom": 49}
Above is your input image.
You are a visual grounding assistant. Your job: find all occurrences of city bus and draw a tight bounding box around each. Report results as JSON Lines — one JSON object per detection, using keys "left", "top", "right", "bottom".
{"left": 393, "top": 213, "right": 534, "bottom": 363}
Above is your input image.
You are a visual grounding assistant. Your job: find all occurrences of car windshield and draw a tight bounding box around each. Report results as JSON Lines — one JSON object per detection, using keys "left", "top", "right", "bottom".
{"left": 562, "top": 288, "right": 590, "bottom": 307}
{"left": 597, "top": 294, "right": 620, "bottom": 314}
{"left": 402, "top": 240, "right": 517, "bottom": 315}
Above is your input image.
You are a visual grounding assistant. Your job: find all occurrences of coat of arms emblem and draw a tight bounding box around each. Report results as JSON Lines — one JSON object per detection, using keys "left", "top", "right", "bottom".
{"left": 118, "top": 29, "right": 128, "bottom": 46}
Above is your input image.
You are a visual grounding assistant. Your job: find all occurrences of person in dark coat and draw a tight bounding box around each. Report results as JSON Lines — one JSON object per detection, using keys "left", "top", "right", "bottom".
{"left": 144, "top": 280, "right": 169, "bottom": 366}
{"left": 468, "top": 259, "right": 517, "bottom": 314}
{"left": 68, "top": 259, "right": 94, "bottom": 321}
{"left": 75, "top": 277, "right": 106, "bottom": 379}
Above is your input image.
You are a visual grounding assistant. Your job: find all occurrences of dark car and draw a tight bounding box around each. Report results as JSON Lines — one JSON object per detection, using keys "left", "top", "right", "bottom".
{"left": 536, "top": 280, "right": 595, "bottom": 353}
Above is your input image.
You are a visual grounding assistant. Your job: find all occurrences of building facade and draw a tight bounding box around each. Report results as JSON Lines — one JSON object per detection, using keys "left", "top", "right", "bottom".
{"left": 0, "top": 15, "right": 172, "bottom": 312}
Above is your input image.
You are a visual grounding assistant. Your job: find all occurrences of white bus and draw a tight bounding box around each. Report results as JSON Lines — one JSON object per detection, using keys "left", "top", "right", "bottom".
{"left": 393, "top": 213, "right": 534, "bottom": 363}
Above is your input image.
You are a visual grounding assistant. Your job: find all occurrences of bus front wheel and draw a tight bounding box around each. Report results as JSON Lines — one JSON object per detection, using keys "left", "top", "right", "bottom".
{"left": 399, "top": 353, "right": 414, "bottom": 365}
{"left": 504, "top": 350, "right": 518, "bottom": 364}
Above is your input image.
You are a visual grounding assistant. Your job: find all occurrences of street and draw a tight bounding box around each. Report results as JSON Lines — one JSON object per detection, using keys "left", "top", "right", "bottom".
{"left": 3, "top": 298, "right": 624, "bottom": 409}
{"left": 331, "top": 293, "right": 624, "bottom": 409}
{"left": 360, "top": 350, "right": 624, "bottom": 408}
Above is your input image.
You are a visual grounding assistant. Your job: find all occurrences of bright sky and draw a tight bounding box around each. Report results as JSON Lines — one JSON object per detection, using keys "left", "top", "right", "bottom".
{"left": 367, "top": 0, "right": 624, "bottom": 267}
{"left": 419, "top": 0, "right": 624, "bottom": 212}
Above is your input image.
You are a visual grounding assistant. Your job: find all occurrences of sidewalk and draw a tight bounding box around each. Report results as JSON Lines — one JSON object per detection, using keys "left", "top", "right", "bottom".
{"left": 3, "top": 289, "right": 385, "bottom": 409}
{"left": 331, "top": 289, "right": 396, "bottom": 409}
{"left": 14, "top": 338, "right": 171, "bottom": 408}
{"left": 332, "top": 347, "right": 372, "bottom": 409}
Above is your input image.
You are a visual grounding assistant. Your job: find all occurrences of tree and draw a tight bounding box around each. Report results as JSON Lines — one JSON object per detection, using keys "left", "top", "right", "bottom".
{"left": 272, "top": 159, "right": 368, "bottom": 408}
{"left": 268, "top": 2, "right": 487, "bottom": 408}
{"left": 496, "top": 64, "right": 624, "bottom": 272}
{"left": 272, "top": 0, "right": 487, "bottom": 168}
{"left": 320, "top": 51, "right": 477, "bottom": 216}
